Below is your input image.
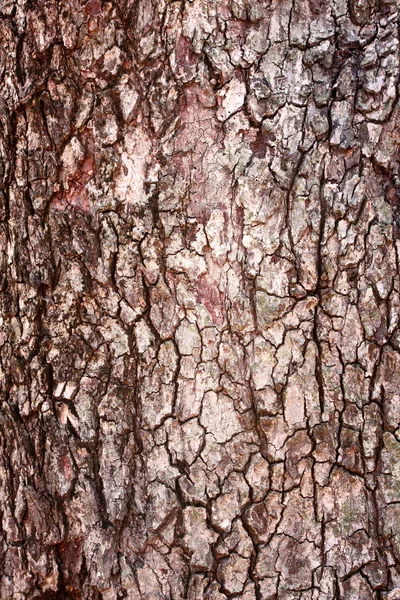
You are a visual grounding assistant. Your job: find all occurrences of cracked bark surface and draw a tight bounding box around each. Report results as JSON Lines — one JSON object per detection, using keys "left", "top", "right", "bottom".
{"left": 1, "top": 0, "right": 400, "bottom": 598}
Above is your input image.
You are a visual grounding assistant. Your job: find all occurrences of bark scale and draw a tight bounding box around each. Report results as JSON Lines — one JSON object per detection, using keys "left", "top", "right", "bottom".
{"left": 0, "top": 0, "right": 400, "bottom": 598}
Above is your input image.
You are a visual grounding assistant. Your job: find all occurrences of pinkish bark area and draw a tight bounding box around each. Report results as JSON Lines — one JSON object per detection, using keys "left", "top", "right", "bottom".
{"left": 1, "top": 0, "right": 400, "bottom": 599}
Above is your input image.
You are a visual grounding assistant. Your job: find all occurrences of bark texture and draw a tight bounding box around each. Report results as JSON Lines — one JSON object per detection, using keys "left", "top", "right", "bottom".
{"left": 1, "top": 0, "right": 400, "bottom": 598}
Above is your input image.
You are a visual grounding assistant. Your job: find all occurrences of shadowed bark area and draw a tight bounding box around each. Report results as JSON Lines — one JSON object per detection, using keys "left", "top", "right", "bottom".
{"left": 1, "top": 0, "right": 400, "bottom": 598}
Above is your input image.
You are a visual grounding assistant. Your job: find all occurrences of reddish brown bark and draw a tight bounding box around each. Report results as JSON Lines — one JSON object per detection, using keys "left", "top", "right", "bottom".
{"left": 1, "top": 1, "right": 400, "bottom": 599}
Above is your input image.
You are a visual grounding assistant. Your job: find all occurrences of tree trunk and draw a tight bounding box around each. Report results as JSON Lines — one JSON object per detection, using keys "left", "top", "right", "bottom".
{"left": 1, "top": 0, "right": 400, "bottom": 598}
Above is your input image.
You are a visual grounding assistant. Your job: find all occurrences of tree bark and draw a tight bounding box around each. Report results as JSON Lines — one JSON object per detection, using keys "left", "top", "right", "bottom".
{"left": 1, "top": 0, "right": 400, "bottom": 598}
